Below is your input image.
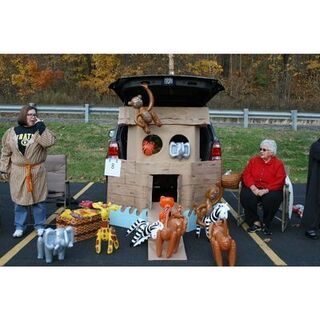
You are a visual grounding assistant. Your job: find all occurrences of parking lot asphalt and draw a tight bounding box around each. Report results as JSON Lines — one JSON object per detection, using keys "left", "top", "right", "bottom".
{"left": 0, "top": 181, "right": 319, "bottom": 266}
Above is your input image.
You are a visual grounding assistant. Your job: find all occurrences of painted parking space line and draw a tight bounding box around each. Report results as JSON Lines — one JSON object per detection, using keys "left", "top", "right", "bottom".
{"left": 0, "top": 181, "right": 95, "bottom": 266}
{"left": 222, "top": 197, "right": 287, "bottom": 266}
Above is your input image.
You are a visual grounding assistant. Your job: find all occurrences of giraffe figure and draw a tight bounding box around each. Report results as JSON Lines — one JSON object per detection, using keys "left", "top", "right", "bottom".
{"left": 95, "top": 219, "right": 119, "bottom": 254}
{"left": 93, "top": 202, "right": 121, "bottom": 254}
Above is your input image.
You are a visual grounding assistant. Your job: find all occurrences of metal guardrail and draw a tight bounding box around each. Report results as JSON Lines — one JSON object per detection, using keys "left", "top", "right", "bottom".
{"left": 1, "top": 104, "right": 320, "bottom": 130}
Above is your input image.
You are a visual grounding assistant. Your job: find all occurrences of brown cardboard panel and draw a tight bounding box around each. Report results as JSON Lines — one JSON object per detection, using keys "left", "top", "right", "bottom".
{"left": 127, "top": 124, "right": 200, "bottom": 162}
{"left": 122, "top": 160, "right": 136, "bottom": 175}
{"left": 108, "top": 183, "right": 140, "bottom": 197}
{"left": 125, "top": 172, "right": 150, "bottom": 186}
{"left": 108, "top": 194, "right": 135, "bottom": 207}
{"left": 119, "top": 106, "right": 210, "bottom": 126}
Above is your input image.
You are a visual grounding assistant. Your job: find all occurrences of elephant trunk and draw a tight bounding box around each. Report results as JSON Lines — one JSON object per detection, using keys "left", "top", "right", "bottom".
{"left": 64, "top": 229, "right": 69, "bottom": 244}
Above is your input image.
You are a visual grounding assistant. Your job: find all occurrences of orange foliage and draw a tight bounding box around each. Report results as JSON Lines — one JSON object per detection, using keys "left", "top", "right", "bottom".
{"left": 11, "top": 58, "right": 64, "bottom": 99}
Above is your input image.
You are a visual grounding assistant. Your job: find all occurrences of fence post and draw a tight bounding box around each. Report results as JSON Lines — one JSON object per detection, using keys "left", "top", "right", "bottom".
{"left": 84, "top": 103, "right": 90, "bottom": 123}
{"left": 291, "top": 109, "right": 298, "bottom": 131}
{"left": 244, "top": 108, "right": 249, "bottom": 128}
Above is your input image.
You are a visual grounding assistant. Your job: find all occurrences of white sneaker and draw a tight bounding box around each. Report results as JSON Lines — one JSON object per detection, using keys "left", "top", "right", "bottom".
{"left": 13, "top": 229, "right": 23, "bottom": 238}
{"left": 37, "top": 228, "right": 45, "bottom": 237}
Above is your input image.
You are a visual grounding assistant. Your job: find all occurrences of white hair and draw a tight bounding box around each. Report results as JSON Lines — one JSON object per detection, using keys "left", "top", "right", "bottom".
{"left": 260, "top": 139, "right": 277, "bottom": 155}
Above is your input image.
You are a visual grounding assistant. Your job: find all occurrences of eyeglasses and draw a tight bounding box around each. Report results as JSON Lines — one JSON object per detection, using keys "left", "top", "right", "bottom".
{"left": 260, "top": 148, "right": 269, "bottom": 152}
{"left": 27, "top": 113, "right": 37, "bottom": 117}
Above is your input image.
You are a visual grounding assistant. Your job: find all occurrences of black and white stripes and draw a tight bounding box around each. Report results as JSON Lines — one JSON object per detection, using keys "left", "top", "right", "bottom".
{"left": 126, "top": 219, "right": 164, "bottom": 247}
{"left": 196, "top": 202, "right": 230, "bottom": 238}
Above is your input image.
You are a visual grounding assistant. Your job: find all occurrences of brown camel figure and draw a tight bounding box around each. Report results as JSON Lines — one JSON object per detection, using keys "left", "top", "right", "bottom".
{"left": 156, "top": 204, "right": 187, "bottom": 258}
{"left": 208, "top": 220, "right": 236, "bottom": 266}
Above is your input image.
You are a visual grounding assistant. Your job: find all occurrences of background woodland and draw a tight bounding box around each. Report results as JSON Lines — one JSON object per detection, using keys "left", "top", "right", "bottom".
{"left": 0, "top": 54, "right": 320, "bottom": 111}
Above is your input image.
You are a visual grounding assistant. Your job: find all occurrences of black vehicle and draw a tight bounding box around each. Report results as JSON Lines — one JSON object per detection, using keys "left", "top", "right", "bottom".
{"left": 107, "top": 75, "right": 224, "bottom": 161}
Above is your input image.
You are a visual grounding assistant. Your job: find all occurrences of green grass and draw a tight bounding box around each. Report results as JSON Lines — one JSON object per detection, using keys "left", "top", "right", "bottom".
{"left": 0, "top": 123, "right": 318, "bottom": 183}
{"left": 216, "top": 126, "right": 317, "bottom": 183}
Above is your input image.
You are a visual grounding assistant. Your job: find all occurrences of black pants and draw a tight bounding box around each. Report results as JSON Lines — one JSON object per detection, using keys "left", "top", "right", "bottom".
{"left": 240, "top": 186, "right": 283, "bottom": 228}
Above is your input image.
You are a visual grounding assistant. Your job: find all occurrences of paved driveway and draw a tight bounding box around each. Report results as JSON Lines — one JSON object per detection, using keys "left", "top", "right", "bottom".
{"left": 0, "top": 181, "right": 317, "bottom": 266}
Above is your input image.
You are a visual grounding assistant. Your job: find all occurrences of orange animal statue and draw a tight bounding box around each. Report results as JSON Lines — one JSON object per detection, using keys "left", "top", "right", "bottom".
{"left": 158, "top": 196, "right": 174, "bottom": 224}
{"left": 128, "top": 83, "right": 162, "bottom": 134}
{"left": 156, "top": 196, "right": 187, "bottom": 258}
{"left": 194, "top": 182, "right": 224, "bottom": 229}
{"left": 208, "top": 220, "right": 236, "bottom": 266}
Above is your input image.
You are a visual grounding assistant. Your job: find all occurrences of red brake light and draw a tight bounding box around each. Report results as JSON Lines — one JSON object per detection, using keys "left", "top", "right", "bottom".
{"left": 107, "top": 142, "right": 119, "bottom": 158}
{"left": 211, "top": 140, "right": 221, "bottom": 160}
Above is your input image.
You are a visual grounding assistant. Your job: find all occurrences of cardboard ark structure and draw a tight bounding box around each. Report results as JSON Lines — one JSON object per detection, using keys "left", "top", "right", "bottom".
{"left": 106, "top": 75, "right": 224, "bottom": 231}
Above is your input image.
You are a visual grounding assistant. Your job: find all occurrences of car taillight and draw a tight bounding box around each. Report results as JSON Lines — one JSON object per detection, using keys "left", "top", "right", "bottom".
{"left": 107, "top": 142, "right": 119, "bottom": 158}
{"left": 211, "top": 140, "right": 221, "bottom": 160}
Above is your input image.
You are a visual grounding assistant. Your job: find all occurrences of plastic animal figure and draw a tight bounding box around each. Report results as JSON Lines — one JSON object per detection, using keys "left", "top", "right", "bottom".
{"left": 194, "top": 183, "right": 224, "bottom": 232}
{"left": 37, "top": 227, "right": 74, "bottom": 263}
{"left": 156, "top": 197, "right": 187, "bottom": 258}
{"left": 92, "top": 202, "right": 121, "bottom": 221}
{"left": 159, "top": 196, "right": 175, "bottom": 224}
{"left": 142, "top": 140, "right": 156, "bottom": 156}
{"left": 128, "top": 83, "right": 162, "bottom": 134}
{"left": 169, "top": 141, "right": 191, "bottom": 159}
{"left": 197, "top": 202, "right": 230, "bottom": 238}
{"left": 95, "top": 218, "right": 119, "bottom": 254}
{"left": 126, "top": 219, "right": 164, "bottom": 247}
{"left": 208, "top": 219, "right": 236, "bottom": 266}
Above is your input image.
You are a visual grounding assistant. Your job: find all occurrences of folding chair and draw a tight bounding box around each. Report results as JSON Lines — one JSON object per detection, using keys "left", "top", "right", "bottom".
{"left": 236, "top": 175, "right": 293, "bottom": 232}
{"left": 45, "top": 154, "right": 70, "bottom": 208}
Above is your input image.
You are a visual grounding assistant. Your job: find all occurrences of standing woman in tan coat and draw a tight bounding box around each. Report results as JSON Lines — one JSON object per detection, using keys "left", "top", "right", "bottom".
{"left": 0, "top": 105, "right": 56, "bottom": 237}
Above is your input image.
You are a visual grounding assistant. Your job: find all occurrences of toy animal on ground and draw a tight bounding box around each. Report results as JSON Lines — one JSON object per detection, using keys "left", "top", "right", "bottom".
{"left": 208, "top": 219, "right": 236, "bottom": 266}
{"left": 95, "top": 217, "right": 119, "bottom": 254}
{"left": 196, "top": 202, "right": 230, "bottom": 238}
{"left": 194, "top": 183, "right": 224, "bottom": 234}
{"left": 126, "top": 219, "right": 164, "bottom": 247}
{"left": 37, "top": 226, "right": 74, "bottom": 263}
{"left": 128, "top": 83, "right": 162, "bottom": 134}
{"left": 156, "top": 197, "right": 187, "bottom": 258}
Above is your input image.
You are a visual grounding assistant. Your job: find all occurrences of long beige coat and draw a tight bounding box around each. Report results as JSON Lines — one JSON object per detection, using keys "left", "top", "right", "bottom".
{"left": 0, "top": 127, "right": 56, "bottom": 205}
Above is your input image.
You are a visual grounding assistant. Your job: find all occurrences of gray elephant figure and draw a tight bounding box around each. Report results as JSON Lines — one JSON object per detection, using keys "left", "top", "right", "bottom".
{"left": 37, "top": 226, "right": 74, "bottom": 263}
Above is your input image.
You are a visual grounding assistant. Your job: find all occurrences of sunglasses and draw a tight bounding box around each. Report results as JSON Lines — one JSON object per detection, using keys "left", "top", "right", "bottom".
{"left": 27, "top": 113, "right": 37, "bottom": 117}
{"left": 259, "top": 148, "right": 269, "bottom": 152}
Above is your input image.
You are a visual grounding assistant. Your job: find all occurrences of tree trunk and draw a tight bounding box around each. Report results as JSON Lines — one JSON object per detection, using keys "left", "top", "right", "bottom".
{"left": 168, "top": 54, "right": 174, "bottom": 75}
{"left": 279, "top": 54, "right": 291, "bottom": 107}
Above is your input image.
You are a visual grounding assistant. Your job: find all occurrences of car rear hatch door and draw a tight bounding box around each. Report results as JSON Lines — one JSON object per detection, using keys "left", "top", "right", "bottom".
{"left": 109, "top": 75, "right": 224, "bottom": 107}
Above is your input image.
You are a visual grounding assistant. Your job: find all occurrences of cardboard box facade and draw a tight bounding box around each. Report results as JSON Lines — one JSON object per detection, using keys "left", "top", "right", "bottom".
{"left": 107, "top": 106, "right": 222, "bottom": 212}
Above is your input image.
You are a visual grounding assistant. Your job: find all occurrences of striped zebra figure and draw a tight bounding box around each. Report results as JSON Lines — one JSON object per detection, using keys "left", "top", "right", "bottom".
{"left": 126, "top": 219, "right": 164, "bottom": 247}
{"left": 195, "top": 202, "right": 230, "bottom": 238}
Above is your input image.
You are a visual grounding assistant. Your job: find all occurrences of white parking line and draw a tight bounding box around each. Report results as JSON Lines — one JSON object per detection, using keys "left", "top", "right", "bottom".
{"left": 222, "top": 197, "right": 287, "bottom": 266}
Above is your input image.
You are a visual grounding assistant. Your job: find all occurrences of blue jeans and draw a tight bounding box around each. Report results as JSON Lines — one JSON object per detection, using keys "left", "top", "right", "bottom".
{"left": 14, "top": 202, "right": 47, "bottom": 231}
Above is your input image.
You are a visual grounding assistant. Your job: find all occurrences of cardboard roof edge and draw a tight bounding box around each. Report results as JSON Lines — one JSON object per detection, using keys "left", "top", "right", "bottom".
{"left": 118, "top": 106, "right": 211, "bottom": 125}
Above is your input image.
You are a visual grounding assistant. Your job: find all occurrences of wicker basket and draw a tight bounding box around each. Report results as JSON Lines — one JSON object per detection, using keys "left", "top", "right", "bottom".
{"left": 56, "top": 211, "right": 101, "bottom": 242}
{"left": 221, "top": 172, "right": 242, "bottom": 189}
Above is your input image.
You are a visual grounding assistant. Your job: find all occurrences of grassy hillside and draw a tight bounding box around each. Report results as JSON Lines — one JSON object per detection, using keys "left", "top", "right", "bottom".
{"left": 0, "top": 123, "right": 318, "bottom": 183}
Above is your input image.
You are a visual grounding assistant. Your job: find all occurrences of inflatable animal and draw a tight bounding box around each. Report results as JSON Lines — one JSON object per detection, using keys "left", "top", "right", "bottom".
{"left": 128, "top": 83, "right": 162, "bottom": 134}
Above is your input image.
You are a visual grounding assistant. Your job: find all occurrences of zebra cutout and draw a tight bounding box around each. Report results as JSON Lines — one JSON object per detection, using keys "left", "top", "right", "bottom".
{"left": 195, "top": 202, "right": 230, "bottom": 238}
{"left": 126, "top": 219, "right": 164, "bottom": 247}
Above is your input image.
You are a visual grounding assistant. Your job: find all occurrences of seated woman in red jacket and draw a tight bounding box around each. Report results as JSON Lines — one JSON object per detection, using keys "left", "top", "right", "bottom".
{"left": 240, "top": 139, "right": 286, "bottom": 235}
